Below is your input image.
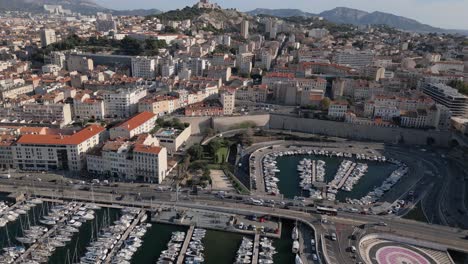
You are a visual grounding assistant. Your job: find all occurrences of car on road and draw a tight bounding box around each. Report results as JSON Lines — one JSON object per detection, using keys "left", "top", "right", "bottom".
{"left": 312, "top": 254, "right": 318, "bottom": 261}
{"left": 350, "top": 246, "right": 356, "bottom": 253}
{"left": 378, "top": 221, "right": 387, "bottom": 226}
{"left": 331, "top": 232, "right": 337, "bottom": 241}
{"left": 311, "top": 239, "right": 315, "bottom": 245}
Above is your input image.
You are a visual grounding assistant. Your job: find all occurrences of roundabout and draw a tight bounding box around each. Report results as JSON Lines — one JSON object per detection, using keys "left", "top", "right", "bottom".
{"left": 369, "top": 242, "right": 438, "bottom": 264}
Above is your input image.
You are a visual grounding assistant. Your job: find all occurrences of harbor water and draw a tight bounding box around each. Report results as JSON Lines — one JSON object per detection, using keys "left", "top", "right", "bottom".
{"left": 131, "top": 223, "right": 187, "bottom": 263}
{"left": 275, "top": 155, "right": 398, "bottom": 201}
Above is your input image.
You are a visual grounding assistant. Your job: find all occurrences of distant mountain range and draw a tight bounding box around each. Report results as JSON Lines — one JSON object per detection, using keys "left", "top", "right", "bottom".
{"left": 0, "top": 1, "right": 466, "bottom": 34}
{"left": 248, "top": 7, "right": 468, "bottom": 34}
{"left": 0, "top": 0, "right": 161, "bottom": 16}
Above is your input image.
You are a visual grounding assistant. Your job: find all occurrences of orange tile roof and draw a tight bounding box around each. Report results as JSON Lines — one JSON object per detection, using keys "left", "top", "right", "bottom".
{"left": 116, "top": 112, "right": 156, "bottom": 131}
{"left": 134, "top": 143, "right": 162, "bottom": 155}
{"left": 17, "top": 125, "right": 105, "bottom": 145}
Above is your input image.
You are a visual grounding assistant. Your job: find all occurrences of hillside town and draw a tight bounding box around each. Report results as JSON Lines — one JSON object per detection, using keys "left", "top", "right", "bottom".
{"left": 0, "top": 1, "right": 467, "bottom": 263}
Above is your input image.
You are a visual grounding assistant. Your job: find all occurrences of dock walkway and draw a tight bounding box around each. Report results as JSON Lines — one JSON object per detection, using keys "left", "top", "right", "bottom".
{"left": 252, "top": 233, "right": 260, "bottom": 264}
{"left": 176, "top": 225, "right": 195, "bottom": 264}
{"left": 336, "top": 163, "right": 356, "bottom": 189}
{"left": 104, "top": 210, "right": 146, "bottom": 264}
{"left": 311, "top": 160, "right": 316, "bottom": 182}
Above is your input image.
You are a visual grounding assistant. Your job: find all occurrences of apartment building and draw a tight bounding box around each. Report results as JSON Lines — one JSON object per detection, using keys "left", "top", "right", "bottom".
{"left": 103, "top": 87, "right": 147, "bottom": 118}
{"left": 0, "top": 135, "right": 15, "bottom": 169}
{"left": 131, "top": 56, "right": 156, "bottom": 79}
{"left": 422, "top": 83, "right": 468, "bottom": 117}
{"left": 334, "top": 50, "right": 374, "bottom": 68}
{"left": 13, "top": 125, "right": 106, "bottom": 171}
{"left": 328, "top": 101, "right": 348, "bottom": 119}
{"left": 154, "top": 126, "right": 191, "bottom": 153}
{"left": 0, "top": 84, "right": 34, "bottom": 99}
{"left": 40, "top": 29, "right": 57, "bottom": 47}
{"left": 67, "top": 56, "right": 94, "bottom": 73}
{"left": 87, "top": 134, "right": 167, "bottom": 183}
{"left": 241, "top": 20, "right": 249, "bottom": 39}
{"left": 109, "top": 111, "right": 157, "bottom": 139}
{"left": 220, "top": 88, "right": 236, "bottom": 116}
{"left": 185, "top": 101, "right": 224, "bottom": 116}
{"left": 235, "top": 84, "right": 268, "bottom": 102}
{"left": 138, "top": 95, "right": 180, "bottom": 116}
{"left": 0, "top": 103, "right": 73, "bottom": 128}
{"left": 73, "top": 93, "right": 105, "bottom": 120}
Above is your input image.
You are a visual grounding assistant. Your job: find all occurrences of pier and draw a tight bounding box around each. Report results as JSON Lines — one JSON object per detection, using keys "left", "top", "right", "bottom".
{"left": 335, "top": 163, "right": 356, "bottom": 189}
{"left": 252, "top": 233, "right": 260, "bottom": 264}
{"left": 176, "top": 225, "right": 194, "bottom": 264}
{"left": 14, "top": 203, "right": 81, "bottom": 263}
{"left": 104, "top": 210, "right": 147, "bottom": 264}
{"left": 311, "top": 160, "right": 316, "bottom": 182}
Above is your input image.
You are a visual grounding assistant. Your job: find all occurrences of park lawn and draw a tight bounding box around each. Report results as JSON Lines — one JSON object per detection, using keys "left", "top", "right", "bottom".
{"left": 215, "top": 147, "right": 229, "bottom": 164}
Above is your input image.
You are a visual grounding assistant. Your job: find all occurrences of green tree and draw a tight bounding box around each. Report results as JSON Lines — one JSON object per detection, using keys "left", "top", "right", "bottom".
{"left": 187, "top": 144, "right": 203, "bottom": 160}
{"left": 240, "top": 128, "right": 254, "bottom": 146}
{"left": 120, "top": 36, "right": 143, "bottom": 55}
{"left": 209, "top": 138, "right": 223, "bottom": 155}
{"left": 448, "top": 80, "right": 468, "bottom": 95}
{"left": 320, "top": 98, "right": 331, "bottom": 111}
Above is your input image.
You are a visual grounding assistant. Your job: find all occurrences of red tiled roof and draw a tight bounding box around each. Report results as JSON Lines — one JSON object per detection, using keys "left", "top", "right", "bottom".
{"left": 17, "top": 125, "right": 105, "bottom": 145}
{"left": 134, "top": 144, "right": 162, "bottom": 155}
{"left": 116, "top": 112, "right": 156, "bottom": 131}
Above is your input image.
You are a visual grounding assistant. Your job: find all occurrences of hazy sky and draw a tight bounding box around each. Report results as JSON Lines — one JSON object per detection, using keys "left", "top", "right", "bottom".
{"left": 95, "top": 0, "right": 468, "bottom": 29}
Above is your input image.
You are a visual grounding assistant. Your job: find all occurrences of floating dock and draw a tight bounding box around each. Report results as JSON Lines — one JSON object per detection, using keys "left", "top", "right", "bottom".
{"left": 252, "top": 233, "right": 260, "bottom": 264}
{"left": 104, "top": 210, "right": 147, "bottom": 264}
{"left": 311, "top": 160, "right": 316, "bottom": 182}
{"left": 336, "top": 163, "right": 356, "bottom": 189}
{"left": 176, "top": 225, "right": 195, "bottom": 264}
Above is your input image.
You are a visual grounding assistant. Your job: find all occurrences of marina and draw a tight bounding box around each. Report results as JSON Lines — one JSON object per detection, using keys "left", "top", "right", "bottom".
{"left": 0, "top": 195, "right": 300, "bottom": 264}
{"left": 260, "top": 148, "right": 405, "bottom": 204}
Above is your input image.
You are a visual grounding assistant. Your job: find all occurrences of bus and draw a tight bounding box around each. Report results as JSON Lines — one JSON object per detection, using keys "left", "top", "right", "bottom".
{"left": 316, "top": 206, "right": 338, "bottom": 216}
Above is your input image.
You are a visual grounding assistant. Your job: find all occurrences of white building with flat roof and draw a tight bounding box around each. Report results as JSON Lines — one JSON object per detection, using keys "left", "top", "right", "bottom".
{"left": 422, "top": 83, "right": 468, "bottom": 117}
{"left": 131, "top": 57, "right": 156, "bottom": 79}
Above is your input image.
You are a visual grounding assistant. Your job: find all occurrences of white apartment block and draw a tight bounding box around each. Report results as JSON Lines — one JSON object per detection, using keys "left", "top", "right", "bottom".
{"left": 40, "top": 29, "right": 57, "bottom": 48}
{"left": 220, "top": 89, "right": 235, "bottom": 115}
{"left": 328, "top": 101, "right": 348, "bottom": 119}
{"left": 103, "top": 87, "right": 147, "bottom": 118}
{"left": 96, "top": 13, "right": 118, "bottom": 32}
{"left": 87, "top": 134, "right": 167, "bottom": 183}
{"left": 47, "top": 51, "right": 66, "bottom": 69}
{"left": 334, "top": 50, "right": 374, "bottom": 68}
{"left": 73, "top": 94, "right": 105, "bottom": 120}
{"left": 241, "top": 20, "right": 249, "bottom": 39}
{"left": 422, "top": 83, "right": 468, "bottom": 117}
{"left": 308, "top": 28, "right": 329, "bottom": 38}
{"left": 13, "top": 125, "right": 106, "bottom": 171}
{"left": 154, "top": 126, "right": 191, "bottom": 153}
{"left": 67, "top": 56, "right": 94, "bottom": 73}
{"left": 0, "top": 84, "right": 34, "bottom": 99}
{"left": 0, "top": 103, "right": 72, "bottom": 128}
{"left": 236, "top": 85, "right": 268, "bottom": 102}
{"left": 162, "top": 64, "right": 175, "bottom": 77}
{"left": 236, "top": 53, "right": 253, "bottom": 75}
{"left": 131, "top": 57, "right": 156, "bottom": 79}
{"left": 109, "top": 111, "right": 157, "bottom": 139}
{"left": 373, "top": 105, "right": 400, "bottom": 121}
